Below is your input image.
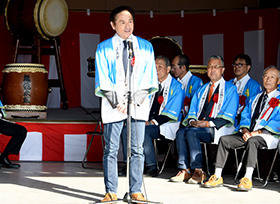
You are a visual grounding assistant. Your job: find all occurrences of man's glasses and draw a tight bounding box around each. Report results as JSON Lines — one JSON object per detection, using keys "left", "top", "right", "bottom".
{"left": 171, "top": 65, "right": 181, "bottom": 69}
{"left": 207, "top": 65, "right": 223, "bottom": 70}
{"left": 232, "top": 63, "right": 246, "bottom": 68}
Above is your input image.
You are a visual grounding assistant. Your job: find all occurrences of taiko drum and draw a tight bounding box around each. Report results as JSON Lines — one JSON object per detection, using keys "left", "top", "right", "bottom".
{"left": 4, "top": 0, "right": 68, "bottom": 41}
{"left": 2, "top": 63, "right": 48, "bottom": 111}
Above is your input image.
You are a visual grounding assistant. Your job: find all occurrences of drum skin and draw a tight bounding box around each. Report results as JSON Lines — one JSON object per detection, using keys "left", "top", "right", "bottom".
{"left": 149, "top": 36, "right": 208, "bottom": 82}
{"left": 2, "top": 63, "right": 48, "bottom": 111}
{"left": 4, "top": 0, "right": 68, "bottom": 41}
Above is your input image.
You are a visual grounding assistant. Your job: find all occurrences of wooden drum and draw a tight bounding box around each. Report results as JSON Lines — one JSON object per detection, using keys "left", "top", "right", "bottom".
{"left": 149, "top": 36, "right": 208, "bottom": 82}
{"left": 4, "top": 0, "right": 68, "bottom": 41}
{"left": 149, "top": 36, "right": 183, "bottom": 63}
{"left": 2, "top": 63, "right": 48, "bottom": 111}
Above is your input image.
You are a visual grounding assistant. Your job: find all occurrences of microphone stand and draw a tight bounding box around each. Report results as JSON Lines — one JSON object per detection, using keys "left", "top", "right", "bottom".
{"left": 92, "top": 41, "right": 162, "bottom": 204}
{"left": 122, "top": 41, "right": 133, "bottom": 203}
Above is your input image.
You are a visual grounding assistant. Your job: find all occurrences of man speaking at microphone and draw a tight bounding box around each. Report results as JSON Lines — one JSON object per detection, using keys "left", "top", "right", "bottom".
{"left": 95, "top": 5, "right": 158, "bottom": 203}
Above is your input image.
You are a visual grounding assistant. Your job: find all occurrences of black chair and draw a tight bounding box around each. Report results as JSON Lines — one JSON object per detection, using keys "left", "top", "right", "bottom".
{"left": 153, "top": 137, "right": 174, "bottom": 175}
{"left": 82, "top": 120, "right": 104, "bottom": 169}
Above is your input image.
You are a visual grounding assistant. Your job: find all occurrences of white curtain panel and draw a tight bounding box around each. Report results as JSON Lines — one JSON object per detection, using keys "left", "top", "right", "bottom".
{"left": 79, "top": 33, "right": 100, "bottom": 108}
{"left": 47, "top": 55, "right": 61, "bottom": 108}
{"left": 244, "top": 30, "right": 264, "bottom": 86}
{"left": 20, "top": 132, "right": 43, "bottom": 161}
{"left": 203, "top": 34, "right": 224, "bottom": 65}
{"left": 64, "top": 134, "right": 87, "bottom": 161}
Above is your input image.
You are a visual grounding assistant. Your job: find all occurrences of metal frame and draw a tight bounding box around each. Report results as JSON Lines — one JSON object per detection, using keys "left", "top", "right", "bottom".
{"left": 234, "top": 147, "right": 279, "bottom": 187}
{"left": 153, "top": 138, "right": 173, "bottom": 175}
{"left": 82, "top": 120, "right": 104, "bottom": 169}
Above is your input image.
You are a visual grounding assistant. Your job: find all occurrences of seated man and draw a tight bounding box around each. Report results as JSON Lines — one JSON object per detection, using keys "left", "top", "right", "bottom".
{"left": 229, "top": 54, "right": 262, "bottom": 125}
{"left": 204, "top": 65, "right": 280, "bottom": 191}
{"left": 171, "top": 54, "right": 203, "bottom": 118}
{"left": 170, "top": 55, "right": 239, "bottom": 184}
{"left": 143, "top": 55, "right": 184, "bottom": 176}
{"left": 0, "top": 101, "right": 27, "bottom": 168}
{"left": 121, "top": 55, "right": 184, "bottom": 177}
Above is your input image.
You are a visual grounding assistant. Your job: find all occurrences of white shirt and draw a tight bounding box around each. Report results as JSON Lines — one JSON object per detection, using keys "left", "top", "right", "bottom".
{"left": 178, "top": 71, "right": 192, "bottom": 90}
{"left": 233, "top": 74, "right": 250, "bottom": 95}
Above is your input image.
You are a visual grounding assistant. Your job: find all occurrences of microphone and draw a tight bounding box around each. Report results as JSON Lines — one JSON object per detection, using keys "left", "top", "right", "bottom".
{"left": 127, "top": 39, "right": 134, "bottom": 59}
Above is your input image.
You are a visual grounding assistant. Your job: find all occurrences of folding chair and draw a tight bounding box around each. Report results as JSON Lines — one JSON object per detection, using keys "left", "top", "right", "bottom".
{"left": 202, "top": 143, "right": 243, "bottom": 177}
{"left": 201, "top": 142, "right": 211, "bottom": 176}
{"left": 82, "top": 120, "right": 104, "bottom": 169}
{"left": 153, "top": 137, "right": 174, "bottom": 175}
{"left": 201, "top": 142, "right": 219, "bottom": 176}
{"left": 234, "top": 146, "right": 279, "bottom": 187}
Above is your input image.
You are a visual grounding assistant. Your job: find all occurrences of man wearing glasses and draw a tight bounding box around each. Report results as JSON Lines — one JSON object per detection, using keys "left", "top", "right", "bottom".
{"left": 171, "top": 54, "right": 203, "bottom": 118}
{"left": 229, "top": 54, "right": 262, "bottom": 125}
{"left": 170, "top": 55, "right": 239, "bottom": 184}
{"left": 204, "top": 66, "right": 280, "bottom": 191}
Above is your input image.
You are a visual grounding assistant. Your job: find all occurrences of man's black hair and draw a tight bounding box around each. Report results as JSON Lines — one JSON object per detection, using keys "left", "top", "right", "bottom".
{"left": 233, "top": 54, "right": 252, "bottom": 66}
{"left": 177, "top": 54, "right": 190, "bottom": 70}
{"left": 110, "top": 6, "right": 135, "bottom": 24}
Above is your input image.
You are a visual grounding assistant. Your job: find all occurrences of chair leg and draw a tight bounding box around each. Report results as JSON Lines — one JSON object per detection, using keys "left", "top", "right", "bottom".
{"left": 158, "top": 142, "right": 173, "bottom": 175}
{"left": 100, "top": 135, "right": 105, "bottom": 152}
{"left": 82, "top": 135, "right": 95, "bottom": 169}
{"left": 153, "top": 139, "right": 160, "bottom": 171}
{"left": 234, "top": 148, "right": 279, "bottom": 187}
{"left": 234, "top": 148, "right": 239, "bottom": 171}
{"left": 203, "top": 143, "right": 210, "bottom": 176}
{"left": 82, "top": 121, "right": 104, "bottom": 169}
{"left": 234, "top": 149, "right": 246, "bottom": 184}
{"left": 260, "top": 148, "right": 279, "bottom": 187}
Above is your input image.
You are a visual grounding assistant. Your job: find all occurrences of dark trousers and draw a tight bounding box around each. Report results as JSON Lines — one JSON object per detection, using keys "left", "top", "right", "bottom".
{"left": 0, "top": 119, "right": 27, "bottom": 157}
{"left": 215, "top": 133, "right": 267, "bottom": 169}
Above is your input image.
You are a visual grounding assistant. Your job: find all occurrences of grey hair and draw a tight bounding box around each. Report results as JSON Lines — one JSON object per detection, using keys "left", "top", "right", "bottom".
{"left": 155, "top": 55, "right": 171, "bottom": 67}
{"left": 207, "top": 55, "right": 224, "bottom": 67}
{"left": 263, "top": 65, "right": 280, "bottom": 78}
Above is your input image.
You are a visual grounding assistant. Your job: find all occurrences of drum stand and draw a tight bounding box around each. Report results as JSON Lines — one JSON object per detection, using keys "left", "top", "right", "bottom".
{"left": 13, "top": 36, "right": 68, "bottom": 110}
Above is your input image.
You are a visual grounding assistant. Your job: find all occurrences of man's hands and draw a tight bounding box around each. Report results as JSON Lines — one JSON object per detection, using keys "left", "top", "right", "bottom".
{"left": 190, "top": 120, "right": 209, "bottom": 128}
{"left": 117, "top": 100, "right": 127, "bottom": 114}
{"left": 241, "top": 128, "right": 259, "bottom": 141}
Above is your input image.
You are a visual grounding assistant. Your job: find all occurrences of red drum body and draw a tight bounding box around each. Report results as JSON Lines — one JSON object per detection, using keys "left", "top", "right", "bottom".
{"left": 2, "top": 63, "right": 48, "bottom": 111}
{"left": 4, "top": 0, "right": 68, "bottom": 41}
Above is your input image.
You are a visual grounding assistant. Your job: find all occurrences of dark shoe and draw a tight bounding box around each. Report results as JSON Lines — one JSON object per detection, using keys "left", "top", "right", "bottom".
{"left": 0, "top": 156, "right": 20, "bottom": 169}
{"left": 118, "top": 165, "right": 127, "bottom": 177}
{"left": 145, "top": 167, "right": 159, "bottom": 177}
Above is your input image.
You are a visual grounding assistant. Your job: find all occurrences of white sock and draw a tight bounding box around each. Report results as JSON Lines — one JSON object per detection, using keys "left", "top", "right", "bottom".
{"left": 244, "top": 167, "right": 254, "bottom": 181}
{"left": 186, "top": 168, "right": 191, "bottom": 174}
{"left": 214, "top": 168, "right": 222, "bottom": 178}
